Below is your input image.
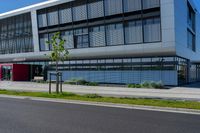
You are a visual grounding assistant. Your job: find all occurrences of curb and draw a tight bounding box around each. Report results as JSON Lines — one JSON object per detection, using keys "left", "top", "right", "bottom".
{"left": 0, "top": 94, "right": 200, "bottom": 115}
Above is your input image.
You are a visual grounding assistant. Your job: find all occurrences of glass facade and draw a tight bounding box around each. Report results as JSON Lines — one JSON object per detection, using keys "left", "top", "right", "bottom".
{"left": 59, "top": 5, "right": 72, "bottom": 24}
{"left": 74, "top": 28, "right": 89, "bottom": 48}
{"left": 124, "top": 0, "right": 142, "bottom": 13}
{"left": 187, "top": 30, "right": 195, "bottom": 51}
{"left": 61, "top": 30, "right": 74, "bottom": 49}
{"left": 0, "top": 13, "right": 33, "bottom": 54}
{"left": 104, "top": 0, "right": 123, "bottom": 16}
{"left": 73, "top": 4, "right": 87, "bottom": 22}
{"left": 88, "top": 0, "right": 104, "bottom": 19}
{"left": 106, "top": 23, "right": 124, "bottom": 46}
{"left": 37, "top": 0, "right": 161, "bottom": 51}
{"left": 143, "top": 17, "right": 161, "bottom": 43}
{"left": 142, "top": 0, "right": 160, "bottom": 9}
{"left": 37, "top": 0, "right": 160, "bottom": 27}
{"left": 38, "top": 11, "right": 47, "bottom": 28}
{"left": 89, "top": 25, "right": 106, "bottom": 47}
{"left": 47, "top": 8, "right": 59, "bottom": 26}
{"left": 39, "top": 33, "right": 49, "bottom": 51}
{"left": 48, "top": 57, "right": 177, "bottom": 71}
{"left": 125, "top": 20, "right": 143, "bottom": 44}
{"left": 187, "top": 2, "right": 196, "bottom": 52}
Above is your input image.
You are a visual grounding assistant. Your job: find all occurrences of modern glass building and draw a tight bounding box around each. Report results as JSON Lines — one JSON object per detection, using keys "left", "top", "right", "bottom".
{"left": 0, "top": 0, "right": 199, "bottom": 85}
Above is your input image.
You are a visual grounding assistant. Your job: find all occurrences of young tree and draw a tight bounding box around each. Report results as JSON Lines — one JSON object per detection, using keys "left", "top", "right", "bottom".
{"left": 46, "top": 32, "right": 69, "bottom": 93}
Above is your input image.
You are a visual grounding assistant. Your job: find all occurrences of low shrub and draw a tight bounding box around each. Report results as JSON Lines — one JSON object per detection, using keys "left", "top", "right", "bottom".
{"left": 85, "top": 82, "right": 99, "bottom": 86}
{"left": 135, "top": 84, "right": 142, "bottom": 88}
{"left": 128, "top": 84, "right": 141, "bottom": 88}
{"left": 141, "top": 81, "right": 151, "bottom": 88}
{"left": 64, "top": 78, "right": 99, "bottom": 86}
{"left": 128, "top": 84, "right": 136, "bottom": 88}
{"left": 84, "top": 94, "right": 102, "bottom": 98}
{"left": 128, "top": 81, "right": 164, "bottom": 89}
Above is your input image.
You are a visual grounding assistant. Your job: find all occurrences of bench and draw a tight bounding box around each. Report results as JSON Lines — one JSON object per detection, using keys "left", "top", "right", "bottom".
{"left": 32, "top": 76, "right": 44, "bottom": 82}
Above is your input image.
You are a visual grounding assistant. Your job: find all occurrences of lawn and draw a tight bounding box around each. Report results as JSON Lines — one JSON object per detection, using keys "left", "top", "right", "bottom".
{"left": 0, "top": 89, "right": 200, "bottom": 110}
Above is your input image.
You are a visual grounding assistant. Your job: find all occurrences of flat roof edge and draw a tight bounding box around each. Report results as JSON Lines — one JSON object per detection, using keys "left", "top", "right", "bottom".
{"left": 0, "top": 0, "right": 73, "bottom": 19}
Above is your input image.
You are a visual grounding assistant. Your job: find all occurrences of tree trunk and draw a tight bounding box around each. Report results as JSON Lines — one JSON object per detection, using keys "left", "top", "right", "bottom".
{"left": 56, "top": 60, "right": 59, "bottom": 94}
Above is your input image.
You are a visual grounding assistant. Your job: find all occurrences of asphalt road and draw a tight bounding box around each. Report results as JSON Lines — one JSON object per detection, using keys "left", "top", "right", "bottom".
{"left": 0, "top": 97, "right": 199, "bottom": 133}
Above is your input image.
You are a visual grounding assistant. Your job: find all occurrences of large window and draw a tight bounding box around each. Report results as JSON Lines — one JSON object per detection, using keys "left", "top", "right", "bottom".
{"left": 105, "top": 0, "right": 123, "bottom": 16}
{"left": 74, "top": 28, "right": 89, "bottom": 48}
{"left": 187, "top": 31, "right": 195, "bottom": 51}
{"left": 142, "top": 0, "right": 160, "bottom": 9}
{"left": 61, "top": 30, "right": 74, "bottom": 49}
{"left": 0, "top": 13, "right": 33, "bottom": 54}
{"left": 188, "top": 5, "right": 195, "bottom": 31}
{"left": 143, "top": 17, "right": 161, "bottom": 43}
{"left": 187, "top": 3, "right": 196, "bottom": 52}
{"left": 38, "top": 11, "right": 47, "bottom": 28}
{"left": 59, "top": 6, "right": 72, "bottom": 24}
{"left": 47, "top": 8, "right": 59, "bottom": 26}
{"left": 39, "top": 34, "right": 49, "bottom": 51}
{"left": 106, "top": 23, "right": 124, "bottom": 46}
{"left": 125, "top": 20, "right": 143, "bottom": 44}
{"left": 124, "top": 0, "right": 141, "bottom": 13}
{"left": 88, "top": 0, "right": 104, "bottom": 19}
{"left": 89, "top": 25, "right": 106, "bottom": 47}
{"left": 73, "top": 4, "right": 87, "bottom": 21}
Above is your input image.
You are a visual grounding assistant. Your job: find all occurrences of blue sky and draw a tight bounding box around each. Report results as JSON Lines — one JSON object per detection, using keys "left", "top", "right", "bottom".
{"left": 0, "top": 0, "right": 47, "bottom": 13}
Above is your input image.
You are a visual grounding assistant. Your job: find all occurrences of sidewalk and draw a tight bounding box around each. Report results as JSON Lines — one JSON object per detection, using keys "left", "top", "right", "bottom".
{"left": 0, "top": 81, "right": 200, "bottom": 101}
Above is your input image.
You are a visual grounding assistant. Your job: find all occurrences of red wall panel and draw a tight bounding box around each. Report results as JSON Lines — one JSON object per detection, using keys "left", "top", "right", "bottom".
{"left": 12, "top": 64, "right": 29, "bottom": 81}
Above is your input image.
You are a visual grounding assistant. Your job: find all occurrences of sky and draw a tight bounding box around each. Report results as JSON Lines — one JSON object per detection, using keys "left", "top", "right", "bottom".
{"left": 0, "top": 0, "right": 48, "bottom": 13}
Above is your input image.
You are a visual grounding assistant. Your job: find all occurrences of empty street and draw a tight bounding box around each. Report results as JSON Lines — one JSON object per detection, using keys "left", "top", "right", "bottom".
{"left": 0, "top": 97, "right": 199, "bottom": 133}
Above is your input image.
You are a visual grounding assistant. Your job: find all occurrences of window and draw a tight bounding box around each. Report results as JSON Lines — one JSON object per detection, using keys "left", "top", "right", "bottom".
{"left": 59, "top": 6, "right": 72, "bottom": 24}
{"left": 88, "top": 0, "right": 104, "bottom": 19}
{"left": 89, "top": 25, "right": 106, "bottom": 47}
{"left": 106, "top": 23, "right": 124, "bottom": 46}
{"left": 187, "top": 31, "right": 195, "bottom": 51}
{"left": 47, "top": 8, "right": 59, "bottom": 26}
{"left": 105, "top": 0, "right": 123, "bottom": 16}
{"left": 38, "top": 12, "right": 47, "bottom": 28}
{"left": 73, "top": 4, "right": 87, "bottom": 21}
{"left": 61, "top": 30, "right": 74, "bottom": 49}
{"left": 39, "top": 34, "right": 49, "bottom": 51}
{"left": 124, "top": 0, "right": 141, "bottom": 13}
{"left": 143, "top": 17, "right": 161, "bottom": 42}
{"left": 74, "top": 28, "right": 89, "bottom": 48}
{"left": 0, "top": 13, "right": 33, "bottom": 54}
{"left": 188, "top": 3, "right": 195, "bottom": 31}
{"left": 125, "top": 20, "right": 143, "bottom": 44}
{"left": 142, "top": 0, "right": 160, "bottom": 9}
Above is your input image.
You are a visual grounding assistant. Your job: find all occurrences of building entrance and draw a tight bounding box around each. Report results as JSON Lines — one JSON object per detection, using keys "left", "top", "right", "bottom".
{"left": 2, "top": 66, "right": 12, "bottom": 81}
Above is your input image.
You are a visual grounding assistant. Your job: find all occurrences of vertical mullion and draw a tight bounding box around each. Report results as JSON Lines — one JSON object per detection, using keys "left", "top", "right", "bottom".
{"left": 141, "top": 0, "right": 145, "bottom": 43}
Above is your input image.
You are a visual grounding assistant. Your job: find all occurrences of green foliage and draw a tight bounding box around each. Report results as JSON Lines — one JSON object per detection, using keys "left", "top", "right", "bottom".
{"left": 84, "top": 94, "right": 102, "bottom": 98}
{"left": 127, "top": 84, "right": 141, "bottom": 88}
{"left": 64, "top": 78, "right": 99, "bottom": 86}
{"left": 141, "top": 81, "right": 151, "bottom": 88}
{"left": 85, "top": 82, "right": 99, "bottom": 86}
{"left": 0, "top": 89, "right": 200, "bottom": 110}
{"left": 46, "top": 32, "right": 69, "bottom": 62}
{"left": 128, "top": 81, "right": 164, "bottom": 89}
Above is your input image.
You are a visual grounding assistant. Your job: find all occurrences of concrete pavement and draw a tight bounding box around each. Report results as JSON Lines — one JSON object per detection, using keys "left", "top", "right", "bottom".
{"left": 0, "top": 81, "right": 200, "bottom": 101}
{"left": 0, "top": 97, "right": 200, "bottom": 133}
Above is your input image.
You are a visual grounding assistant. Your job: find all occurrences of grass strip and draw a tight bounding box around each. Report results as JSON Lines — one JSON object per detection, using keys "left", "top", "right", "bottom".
{"left": 0, "top": 89, "right": 200, "bottom": 110}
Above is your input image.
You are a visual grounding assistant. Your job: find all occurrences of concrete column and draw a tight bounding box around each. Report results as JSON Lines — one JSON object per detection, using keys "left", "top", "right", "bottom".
{"left": 31, "top": 10, "right": 40, "bottom": 52}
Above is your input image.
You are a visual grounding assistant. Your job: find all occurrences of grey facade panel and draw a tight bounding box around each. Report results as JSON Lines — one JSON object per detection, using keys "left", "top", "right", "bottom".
{"left": 48, "top": 70, "right": 178, "bottom": 85}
